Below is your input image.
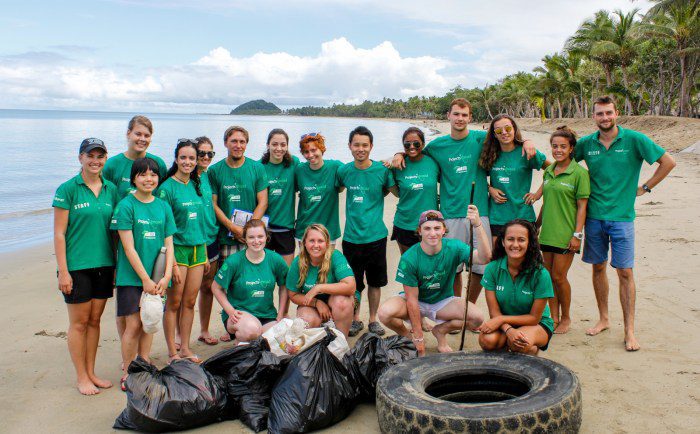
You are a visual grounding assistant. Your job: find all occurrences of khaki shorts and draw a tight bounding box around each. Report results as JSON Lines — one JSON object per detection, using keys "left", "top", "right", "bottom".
{"left": 444, "top": 217, "right": 491, "bottom": 275}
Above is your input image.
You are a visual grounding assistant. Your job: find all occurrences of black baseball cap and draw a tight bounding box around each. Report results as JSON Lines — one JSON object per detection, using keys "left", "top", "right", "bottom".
{"left": 79, "top": 138, "right": 107, "bottom": 154}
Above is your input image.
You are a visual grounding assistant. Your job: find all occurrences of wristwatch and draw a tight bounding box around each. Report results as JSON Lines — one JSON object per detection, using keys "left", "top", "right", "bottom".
{"left": 642, "top": 184, "right": 652, "bottom": 193}
{"left": 573, "top": 232, "right": 584, "bottom": 240}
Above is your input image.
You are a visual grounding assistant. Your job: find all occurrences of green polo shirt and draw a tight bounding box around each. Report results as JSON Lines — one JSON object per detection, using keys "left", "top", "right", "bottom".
{"left": 110, "top": 195, "right": 177, "bottom": 286}
{"left": 396, "top": 238, "right": 471, "bottom": 304}
{"left": 286, "top": 250, "right": 354, "bottom": 294}
{"left": 262, "top": 155, "right": 300, "bottom": 230}
{"left": 208, "top": 157, "right": 269, "bottom": 246}
{"left": 157, "top": 177, "right": 208, "bottom": 247}
{"left": 294, "top": 159, "right": 343, "bottom": 240}
{"left": 103, "top": 152, "right": 168, "bottom": 199}
{"left": 481, "top": 257, "right": 554, "bottom": 333}
{"left": 215, "top": 249, "right": 288, "bottom": 321}
{"left": 392, "top": 155, "right": 440, "bottom": 231}
{"left": 539, "top": 161, "right": 590, "bottom": 249}
{"left": 199, "top": 171, "right": 219, "bottom": 245}
{"left": 489, "top": 149, "right": 546, "bottom": 225}
{"left": 574, "top": 126, "right": 665, "bottom": 221}
{"left": 52, "top": 173, "right": 119, "bottom": 271}
{"left": 337, "top": 160, "right": 395, "bottom": 244}
{"left": 423, "top": 131, "right": 489, "bottom": 218}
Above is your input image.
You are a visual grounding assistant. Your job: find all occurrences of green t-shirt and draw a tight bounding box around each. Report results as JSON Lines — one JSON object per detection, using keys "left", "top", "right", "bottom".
{"left": 574, "top": 126, "right": 665, "bottom": 221}
{"left": 294, "top": 159, "right": 343, "bottom": 240}
{"left": 488, "top": 149, "right": 546, "bottom": 225}
{"left": 337, "top": 160, "right": 395, "bottom": 244}
{"left": 481, "top": 257, "right": 555, "bottom": 333}
{"left": 392, "top": 155, "right": 440, "bottom": 231}
{"left": 208, "top": 157, "right": 269, "bottom": 245}
{"left": 539, "top": 161, "right": 590, "bottom": 249}
{"left": 262, "top": 156, "right": 300, "bottom": 230}
{"left": 423, "top": 131, "right": 489, "bottom": 218}
{"left": 103, "top": 152, "right": 168, "bottom": 199}
{"left": 157, "top": 177, "right": 208, "bottom": 247}
{"left": 199, "top": 171, "right": 219, "bottom": 245}
{"left": 110, "top": 194, "right": 177, "bottom": 286}
{"left": 52, "top": 173, "right": 119, "bottom": 271}
{"left": 215, "top": 248, "right": 288, "bottom": 321}
{"left": 395, "top": 238, "right": 471, "bottom": 304}
{"left": 286, "top": 250, "right": 354, "bottom": 294}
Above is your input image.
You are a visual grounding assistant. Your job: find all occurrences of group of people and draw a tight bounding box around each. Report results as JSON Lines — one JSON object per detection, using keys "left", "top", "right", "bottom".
{"left": 54, "top": 95, "right": 675, "bottom": 395}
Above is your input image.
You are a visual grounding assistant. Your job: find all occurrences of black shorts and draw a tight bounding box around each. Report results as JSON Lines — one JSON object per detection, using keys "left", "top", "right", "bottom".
{"left": 224, "top": 315, "right": 276, "bottom": 341}
{"left": 341, "top": 237, "right": 388, "bottom": 292}
{"left": 390, "top": 225, "right": 420, "bottom": 248}
{"left": 268, "top": 225, "right": 296, "bottom": 256}
{"left": 116, "top": 286, "right": 143, "bottom": 317}
{"left": 541, "top": 244, "right": 579, "bottom": 255}
{"left": 62, "top": 266, "right": 114, "bottom": 304}
{"left": 490, "top": 224, "right": 506, "bottom": 239}
{"left": 539, "top": 323, "right": 553, "bottom": 351}
{"left": 207, "top": 240, "right": 220, "bottom": 262}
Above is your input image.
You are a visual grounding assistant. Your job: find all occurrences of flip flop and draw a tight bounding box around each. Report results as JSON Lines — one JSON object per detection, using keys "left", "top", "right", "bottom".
{"left": 198, "top": 335, "right": 219, "bottom": 346}
{"left": 181, "top": 354, "right": 203, "bottom": 364}
{"left": 168, "top": 353, "right": 181, "bottom": 365}
{"left": 219, "top": 334, "right": 232, "bottom": 343}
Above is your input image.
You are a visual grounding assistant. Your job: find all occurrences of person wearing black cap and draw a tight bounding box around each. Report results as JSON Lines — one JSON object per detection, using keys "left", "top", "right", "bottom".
{"left": 53, "top": 138, "right": 119, "bottom": 395}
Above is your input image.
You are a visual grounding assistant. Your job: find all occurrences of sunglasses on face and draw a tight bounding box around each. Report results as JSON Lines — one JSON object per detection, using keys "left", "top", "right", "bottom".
{"left": 301, "top": 132, "right": 319, "bottom": 140}
{"left": 403, "top": 140, "right": 422, "bottom": 149}
{"left": 494, "top": 125, "right": 513, "bottom": 135}
{"left": 197, "top": 151, "right": 215, "bottom": 158}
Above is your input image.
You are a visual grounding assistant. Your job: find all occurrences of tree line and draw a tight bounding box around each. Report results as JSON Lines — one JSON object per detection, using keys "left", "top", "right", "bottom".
{"left": 286, "top": 1, "right": 698, "bottom": 120}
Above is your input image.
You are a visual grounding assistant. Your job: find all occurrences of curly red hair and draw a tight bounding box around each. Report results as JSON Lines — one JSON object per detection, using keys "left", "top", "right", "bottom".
{"left": 299, "top": 133, "right": 326, "bottom": 154}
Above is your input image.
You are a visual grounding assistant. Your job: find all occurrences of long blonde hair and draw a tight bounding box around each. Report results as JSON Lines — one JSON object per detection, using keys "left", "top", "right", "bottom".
{"left": 297, "top": 224, "right": 333, "bottom": 288}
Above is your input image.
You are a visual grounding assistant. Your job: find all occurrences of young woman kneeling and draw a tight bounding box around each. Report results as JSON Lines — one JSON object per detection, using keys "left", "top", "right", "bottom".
{"left": 211, "top": 219, "right": 289, "bottom": 345}
{"left": 286, "top": 224, "right": 356, "bottom": 337}
{"left": 478, "top": 219, "right": 555, "bottom": 355}
{"left": 377, "top": 208, "right": 491, "bottom": 356}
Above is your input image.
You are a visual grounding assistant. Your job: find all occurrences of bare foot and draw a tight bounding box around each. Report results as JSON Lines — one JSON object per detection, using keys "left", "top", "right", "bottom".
{"left": 89, "top": 375, "right": 113, "bottom": 389}
{"left": 219, "top": 333, "right": 232, "bottom": 342}
{"left": 554, "top": 318, "right": 571, "bottom": 334}
{"left": 436, "top": 344, "right": 454, "bottom": 353}
{"left": 198, "top": 332, "right": 219, "bottom": 345}
{"left": 624, "top": 334, "right": 640, "bottom": 351}
{"left": 77, "top": 379, "right": 99, "bottom": 395}
{"left": 585, "top": 320, "right": 609, "bottom": 336}
{"left": 421, "top": 318, "right": 434, "bottom": 332}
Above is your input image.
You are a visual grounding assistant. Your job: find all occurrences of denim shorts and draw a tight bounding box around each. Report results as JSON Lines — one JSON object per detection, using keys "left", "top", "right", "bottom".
{"left": 582, "top": 218, "right": 635, "bottom": 269}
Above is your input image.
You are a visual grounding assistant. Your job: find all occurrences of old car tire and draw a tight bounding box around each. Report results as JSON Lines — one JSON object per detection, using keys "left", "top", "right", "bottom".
{"left": 376, "top": 352, "right": 581, "bottom": 433}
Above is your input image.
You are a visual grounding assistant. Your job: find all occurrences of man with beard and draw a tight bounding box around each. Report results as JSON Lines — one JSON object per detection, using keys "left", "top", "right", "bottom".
{"left": 575, "top": 96, "right": 675, "bottom": 351}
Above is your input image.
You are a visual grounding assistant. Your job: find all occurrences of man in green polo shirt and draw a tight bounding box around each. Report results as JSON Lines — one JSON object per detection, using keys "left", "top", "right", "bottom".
{"left": 575, "top": 95, "right": 676, "bottom": 351}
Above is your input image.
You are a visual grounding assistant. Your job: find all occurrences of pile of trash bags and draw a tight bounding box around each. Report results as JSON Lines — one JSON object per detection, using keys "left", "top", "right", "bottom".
{"left": 114, "top": 327, "right": 417, "bottom": 433}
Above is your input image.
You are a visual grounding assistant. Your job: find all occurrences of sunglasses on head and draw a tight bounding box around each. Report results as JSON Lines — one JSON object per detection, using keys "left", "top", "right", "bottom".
{"left": 403, "top": 140, "right": 422, "bottom": 149}
{"left": 494, "top": 125, "right": 513, "bottom": 135}
{"left": 301, "top": 132, "right": 319, "bottom": 140}
{"left": 177, "top": 138, "right": 196, "bottom": 146}
{"left": 197, "top": 151, "right": 215, "bottom": 158}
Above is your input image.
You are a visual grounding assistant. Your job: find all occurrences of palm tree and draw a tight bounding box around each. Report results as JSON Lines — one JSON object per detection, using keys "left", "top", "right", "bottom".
{"left": 566, "top": 11, "right": 617, "bottom": 86}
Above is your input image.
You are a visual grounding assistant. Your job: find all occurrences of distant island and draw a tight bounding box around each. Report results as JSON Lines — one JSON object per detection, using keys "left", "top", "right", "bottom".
{"left": 230, "top": 99, "right": 281, "bottom": 115}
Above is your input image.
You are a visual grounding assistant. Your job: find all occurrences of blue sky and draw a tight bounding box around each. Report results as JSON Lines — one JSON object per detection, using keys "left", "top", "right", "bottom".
{"left": 0, "top": 0, "right": 652, "bottom": 112}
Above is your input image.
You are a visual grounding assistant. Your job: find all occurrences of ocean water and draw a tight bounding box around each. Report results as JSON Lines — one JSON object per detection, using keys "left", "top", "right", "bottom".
{"left": 0, "top": 109, "right": 431, "bottom": 252}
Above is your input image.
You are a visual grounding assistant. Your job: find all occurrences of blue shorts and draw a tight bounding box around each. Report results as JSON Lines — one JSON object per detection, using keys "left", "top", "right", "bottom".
{"left": 582, "top": 218, "right": 635, "bottom": 269}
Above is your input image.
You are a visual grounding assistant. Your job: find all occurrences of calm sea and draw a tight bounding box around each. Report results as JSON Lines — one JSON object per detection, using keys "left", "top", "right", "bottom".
{"left": 0, "top": 109, "right": 431, "bottom": 252}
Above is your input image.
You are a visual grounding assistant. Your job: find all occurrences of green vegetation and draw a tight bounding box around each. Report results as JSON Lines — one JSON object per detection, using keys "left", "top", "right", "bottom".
{"left": 287, "top": 1, "right": 699, "bottom": 120}
{"left": 231, "top": 99, "right": 282, "bottom": 115}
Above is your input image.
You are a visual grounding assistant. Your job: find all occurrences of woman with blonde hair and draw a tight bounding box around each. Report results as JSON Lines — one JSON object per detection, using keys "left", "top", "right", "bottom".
{"left": 286, "top": 224, "right": 356, "bottom": 336}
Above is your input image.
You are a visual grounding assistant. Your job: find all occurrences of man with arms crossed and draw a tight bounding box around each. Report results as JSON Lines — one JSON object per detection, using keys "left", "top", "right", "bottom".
{"left": 576, "top": 96, "right": 675, "bottom": 351}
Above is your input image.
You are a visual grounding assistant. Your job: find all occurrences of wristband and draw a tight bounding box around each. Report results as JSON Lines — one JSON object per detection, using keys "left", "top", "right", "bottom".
{"left": 503, "top": 326, "right": 512, "bottom": 334}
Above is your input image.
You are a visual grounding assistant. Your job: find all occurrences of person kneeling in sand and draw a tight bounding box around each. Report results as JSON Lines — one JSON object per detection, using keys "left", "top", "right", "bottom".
{"left": 378, "top": 209, "right": 491, "bottom": 356}
{"left": 478, "top": 220, "right": 555, "bottom": 355}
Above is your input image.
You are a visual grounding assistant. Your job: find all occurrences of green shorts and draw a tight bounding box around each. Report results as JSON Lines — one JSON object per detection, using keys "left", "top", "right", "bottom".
{"left": 174, "top": 244, "right": 207, "bottom": 267}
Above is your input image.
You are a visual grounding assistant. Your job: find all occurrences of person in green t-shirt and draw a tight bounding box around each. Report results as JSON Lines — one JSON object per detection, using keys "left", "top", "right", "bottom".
{"left": 378, "top": 209, "right": 491, "bottom": 356}
{"left": 208, "top": 125, "right": 269, "bottom": 261}
{"left": 536, "top": 127, "right": 589, "bottom": 335}
{"left": 260, "top": 128, "right": 299, "bottom": 264}
{"left": 479, "top": 114, "right": 549, "bottom": 241}
{"left": 53, "top": 138, "right": 118, "bottom": 396}
{"left": 286, "top": 224, "right": 356, "bottom": 337}
{"left": 194, "top": 136, "right": 222, "bottom": 346}
{"left": 337, "top": 126, "right": 397, "bottom": 337}
{"left": 478, "top": 220, "right": 554, "bottom": 355}
{"left": 294, "top": 133, "right": 343, "bottom": 242}
{"left": 574, "top": 96, "right": 675, "bottom": 351}
{"left": 111, "top": 157, "right": 176, "bottom": 390}
{"left": 211, "top": 219, "right": 289, "bottom": 344}
{"left": 102, "top": 115, "right": 167, "bottom": 199}
{"left": 158, "top": 139, "right": 209, "bottom": 364}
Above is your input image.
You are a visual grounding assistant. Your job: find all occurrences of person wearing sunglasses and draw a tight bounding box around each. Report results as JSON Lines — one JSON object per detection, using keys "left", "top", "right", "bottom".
{"left": 479, "top": 114, "right": 549, "bottom": 244}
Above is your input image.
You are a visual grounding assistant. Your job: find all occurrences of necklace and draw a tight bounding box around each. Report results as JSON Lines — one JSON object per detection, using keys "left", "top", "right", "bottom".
{"left": 174, "top": 174, "right": 190, "bottom": 184}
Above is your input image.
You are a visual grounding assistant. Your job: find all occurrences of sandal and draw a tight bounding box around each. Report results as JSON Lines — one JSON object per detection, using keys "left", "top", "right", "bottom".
{"left": 168, "top": 353, "right": 181, "bottom": 365}
{"left": 181, "top": 354, "right": 203, "bottom": 364}
{"left": 198, "top": 335, "right": 219, "bottom": 346}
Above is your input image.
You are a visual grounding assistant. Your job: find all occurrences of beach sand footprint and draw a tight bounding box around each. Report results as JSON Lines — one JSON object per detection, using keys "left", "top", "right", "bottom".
{"left": 35, "top": 329, "right": 67, "bottom": 339}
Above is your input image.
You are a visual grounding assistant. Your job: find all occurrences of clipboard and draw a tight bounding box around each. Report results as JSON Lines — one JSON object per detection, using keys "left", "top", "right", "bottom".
{"left": 228, "top": 208, "right": 270, "bottom": 237}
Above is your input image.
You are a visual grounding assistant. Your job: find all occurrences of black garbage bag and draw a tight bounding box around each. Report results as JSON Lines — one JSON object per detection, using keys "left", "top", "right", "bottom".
{"left": 268, "top": 329, "right": 359, "bottom": 433}
{"left": 113, "top": 357, "right": 227, "bottom": 432}
{"left": 202, "top": 338, "right": 284, "bottom": 432}
{"left": 345, "top": 333, "right": 418, "bottom": 401}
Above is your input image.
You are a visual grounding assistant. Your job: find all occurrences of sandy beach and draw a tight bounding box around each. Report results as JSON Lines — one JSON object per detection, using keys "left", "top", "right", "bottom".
{"left": 1, "top": 120, "right": 699, "bottom": 433}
